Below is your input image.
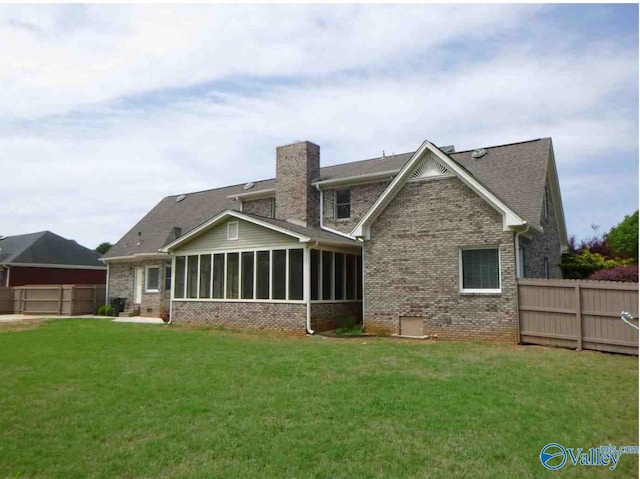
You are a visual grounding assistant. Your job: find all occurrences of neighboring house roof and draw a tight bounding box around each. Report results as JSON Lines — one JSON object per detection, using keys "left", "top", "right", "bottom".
{"left": 161, "top": 210, "right": 360, "bottom": 253}
{"left": 0, "top": 231, "right": 105, "bottom": 268}
{"left": 104, "top": 137, "right": 562, "bottom": 259}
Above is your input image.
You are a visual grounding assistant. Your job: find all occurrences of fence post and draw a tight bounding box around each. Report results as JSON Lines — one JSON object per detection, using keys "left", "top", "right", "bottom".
{"left": 58, "top": 285, "right": 63, "bottom": 315}
{"left": 575, "top": 283, "right": 582, "bottom": 351}
{"left": 69, "top": 285, "right": 75, "bottom": 316}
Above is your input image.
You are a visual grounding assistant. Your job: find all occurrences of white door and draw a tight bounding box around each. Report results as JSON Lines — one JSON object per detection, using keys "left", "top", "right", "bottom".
{"left": 134, "top": 267, "right": 144, "bottom": 304}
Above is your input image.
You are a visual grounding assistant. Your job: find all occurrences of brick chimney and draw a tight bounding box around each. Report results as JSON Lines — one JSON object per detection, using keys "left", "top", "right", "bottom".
{"left": 275, "top": 141, "right": 320, "bottom": 228}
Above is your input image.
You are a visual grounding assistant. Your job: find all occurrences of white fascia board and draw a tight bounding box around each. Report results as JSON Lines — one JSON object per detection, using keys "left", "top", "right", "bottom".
{"left": 7, "top": 262, "right": 107, "bottom": 270}
{"left": 351, "top": 140, "right": 530, "bottom": 239}
{"left": 160, "top": 210, "right": 311, "bottom": 253}
{"left": 226, "top": 188, "right": 276, "bottom": 201}
{"left": 351, "top": 140, "right": 432, "bottom": 239}
{"left": 311, "top": 170, "right": 400, "bottom": 189}
{"left": 101, "top": 253, "right": 169, "bottom": 263}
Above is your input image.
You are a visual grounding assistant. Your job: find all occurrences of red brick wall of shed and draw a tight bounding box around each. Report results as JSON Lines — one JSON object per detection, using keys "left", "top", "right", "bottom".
{"left": 363, "top": 177, "right": 518, "bottom": 342}
{"left": 7, "top": 266, "right": 106, "bottom": 287}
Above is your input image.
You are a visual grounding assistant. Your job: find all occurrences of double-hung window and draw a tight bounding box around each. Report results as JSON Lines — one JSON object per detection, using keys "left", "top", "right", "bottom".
{"left": 335, "top": 189, "right": 351, "bottom": 220}
{"left": 460, "top": 247, "right": 501, "bottom": 293}
{"left": 145, "top": 266, "right": 160, "bottom": 292}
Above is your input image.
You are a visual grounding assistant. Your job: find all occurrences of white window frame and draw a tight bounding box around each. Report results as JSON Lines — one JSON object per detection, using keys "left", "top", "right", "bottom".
{"left": 227, "top": 221, "right": 239, "bottom": 240}
{"left": 145, "top": 266, "right": 160, "bottom": 293}
{"left": 459, "top": 246, "right": 501, "bottom": 294}
{"left": 334, "top": 188, "right": 351, "bottom": 220}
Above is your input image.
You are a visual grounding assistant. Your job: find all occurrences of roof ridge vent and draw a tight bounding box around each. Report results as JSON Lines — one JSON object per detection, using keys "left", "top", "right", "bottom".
{"left": 471, "top": 148, "right": 486, "bottom": 159}
{"left": 176, "top": 194, "right": 186, "bottom": 202}
{"left": 244, "top": 182, "right": 255, "bottom": 190}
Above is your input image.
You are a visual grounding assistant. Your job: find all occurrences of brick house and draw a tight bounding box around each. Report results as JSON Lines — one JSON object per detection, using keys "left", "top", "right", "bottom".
{"left": 102, "top": 138, "right": 567, "bottom": 340}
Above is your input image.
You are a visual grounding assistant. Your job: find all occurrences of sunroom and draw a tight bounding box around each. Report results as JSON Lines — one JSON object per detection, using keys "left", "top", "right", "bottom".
{"left": 161, "top": 210, "right": 362, "bottom": 333}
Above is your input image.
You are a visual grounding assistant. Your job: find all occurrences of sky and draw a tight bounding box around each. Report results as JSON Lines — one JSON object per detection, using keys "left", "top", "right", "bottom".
{"left": 0, "top": 4, "right": 638, "bottom": 250}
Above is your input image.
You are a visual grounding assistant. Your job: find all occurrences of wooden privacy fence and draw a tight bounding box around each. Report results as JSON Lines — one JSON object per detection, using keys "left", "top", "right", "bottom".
{"left": 0, "top": 285, "right": 106, "bottom": 316}
{"left": 518, "top": 279, "right": 639, "bottom": 355}
{"left": 0, "top": 288, "right": 12, "bottom": 314}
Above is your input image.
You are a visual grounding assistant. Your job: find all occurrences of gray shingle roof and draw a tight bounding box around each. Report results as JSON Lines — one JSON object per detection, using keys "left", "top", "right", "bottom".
{"left": 238, "top": 212, "right": 360, "bottom": 248}
{"left": 0, "top": 231, "right": 105, "bottom": 267}
{"left": 104, "top": 138, "right": 552, "bottom": 258}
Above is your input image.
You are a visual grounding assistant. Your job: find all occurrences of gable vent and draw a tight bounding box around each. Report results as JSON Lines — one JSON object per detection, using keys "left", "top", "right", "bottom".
{"left": 410, "top": 154, "right": 452, "bottom": 181}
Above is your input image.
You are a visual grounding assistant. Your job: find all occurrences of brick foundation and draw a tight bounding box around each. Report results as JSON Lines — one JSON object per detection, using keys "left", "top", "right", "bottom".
{"left": 171, "top": 301, "right": 307, "bottom": 334}
{"left": 310, "top": 302, "right": 362, "bottom": 332}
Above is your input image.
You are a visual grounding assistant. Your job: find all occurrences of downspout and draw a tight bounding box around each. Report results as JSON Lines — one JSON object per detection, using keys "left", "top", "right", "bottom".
{"left": 306, "top": 242, "right": 319, "bottom": 335}
{"left": 514, "top": 224, "right": 530, "bottom": 279}
{"left": 104, "top": 263, "right": 110, "bottom": 308}
{"left": 514, "top": 224, "right": 530, "bottom": 345}
{"left": 167, "top": 254, "right": 175, "bottom": 324}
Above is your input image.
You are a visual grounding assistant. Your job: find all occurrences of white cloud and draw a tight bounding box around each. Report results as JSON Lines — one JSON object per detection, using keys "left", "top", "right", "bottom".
{"left": 0, "top": 4, "right": 637, "bottom": 247}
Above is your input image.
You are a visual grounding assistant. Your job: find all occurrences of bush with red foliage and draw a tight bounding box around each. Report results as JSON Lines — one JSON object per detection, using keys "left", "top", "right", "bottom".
{"left": 588, "top": 265, "right": 638, "bottom": 282}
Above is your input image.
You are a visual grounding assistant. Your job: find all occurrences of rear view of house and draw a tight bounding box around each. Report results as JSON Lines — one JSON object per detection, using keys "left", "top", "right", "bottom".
{"left": 103, "top": 137, "right": 567, "bottom": 340}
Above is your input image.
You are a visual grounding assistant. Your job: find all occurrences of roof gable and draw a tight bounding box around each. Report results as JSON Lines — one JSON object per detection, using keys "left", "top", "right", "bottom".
{"left": 161, "top": 210, "right": 359, "bottom": 253}
{"left": 351, "top": 140, "right": 531, "bottom": 240}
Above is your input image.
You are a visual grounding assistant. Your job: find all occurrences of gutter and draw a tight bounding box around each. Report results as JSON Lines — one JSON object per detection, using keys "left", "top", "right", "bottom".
{"left": 311, "top": 169, "right": 399, "bottom": 189}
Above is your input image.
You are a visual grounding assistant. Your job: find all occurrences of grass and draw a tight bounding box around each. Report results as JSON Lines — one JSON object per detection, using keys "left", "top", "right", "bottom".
{"left": 0, "top": 319, "right": 637, "bottom": 479}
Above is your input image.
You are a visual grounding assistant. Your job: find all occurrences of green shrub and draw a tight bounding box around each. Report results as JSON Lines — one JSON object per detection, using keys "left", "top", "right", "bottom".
{"left": 96, "top": 305, "right": 113, "bottom": 317}
{"left": 560, "top": 250, "right": 633, "bottom": 279}
{"left": 334, "top": 316, "right": 363, "bottom": 336}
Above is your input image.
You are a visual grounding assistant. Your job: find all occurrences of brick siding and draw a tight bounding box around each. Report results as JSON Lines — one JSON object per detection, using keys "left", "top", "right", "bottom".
{"left": 322, "top": 181, "right": 390, "bottom": 234}
{"left": 363, "top": 177, "right": 518, "bottom": 342}
{"left": 108, "top": 259, "right": 171, "bottom": 317}
{"left": 520, "top": 179, "right": 563, "bottom": 278}
{"left": 310, "top": 302, "right": 362, "bottom": 332}
{"left": 242, "top": 198, "right": 275, "bottom": 218}
{"left": 275, "top": 141, "right": 319, "bottom": 227}
{"left": 172, "top": 301, "right": 307, "bottom": 334}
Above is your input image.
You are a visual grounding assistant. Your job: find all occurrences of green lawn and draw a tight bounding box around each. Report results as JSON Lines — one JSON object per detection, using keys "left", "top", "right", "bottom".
{"left": 0, "top": 320, "right": 637, "bottom": 478}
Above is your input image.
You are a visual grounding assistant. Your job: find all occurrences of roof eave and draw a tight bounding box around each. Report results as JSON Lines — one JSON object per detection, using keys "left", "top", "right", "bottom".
{"left": 351, "top": 139, "right": 530, "bottom": 239}
{"left": 226, "top": 188, "right": 276, "bottom": 201}
{"left": 160, "top": 210, "right": 313, "bottom": 253}
{"left": 101, "top": 253, "right": 170, "bottom": 263}
{"left": 311, "top": 169, "right": 400, "bottom": 189}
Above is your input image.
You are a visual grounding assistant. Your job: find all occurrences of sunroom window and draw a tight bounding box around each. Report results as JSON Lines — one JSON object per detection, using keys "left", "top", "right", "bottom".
{"left": 460, "top": 247, "right": 501, "bottom": 293}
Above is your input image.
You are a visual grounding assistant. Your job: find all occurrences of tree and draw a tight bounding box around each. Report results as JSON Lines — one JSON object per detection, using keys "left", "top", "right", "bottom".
{"left": 96, "top": 242, "right": 113, "bottom": 255}
{"left": 606, "top": 210, "right": 638, "bottom": 261}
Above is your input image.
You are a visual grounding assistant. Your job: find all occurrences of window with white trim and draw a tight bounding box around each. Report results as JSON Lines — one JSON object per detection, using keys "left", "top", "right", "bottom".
{"left": 335, "top": 189, "right": 351, "bottom": 219}
{"left": 227, "top": 221, "right": 239, "bottom": 240}
{"left": 460, "top": 247, "right": 501, "bottom": 293}
{"left": 145, "top": 266, "right": 160, "bottom": 292}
